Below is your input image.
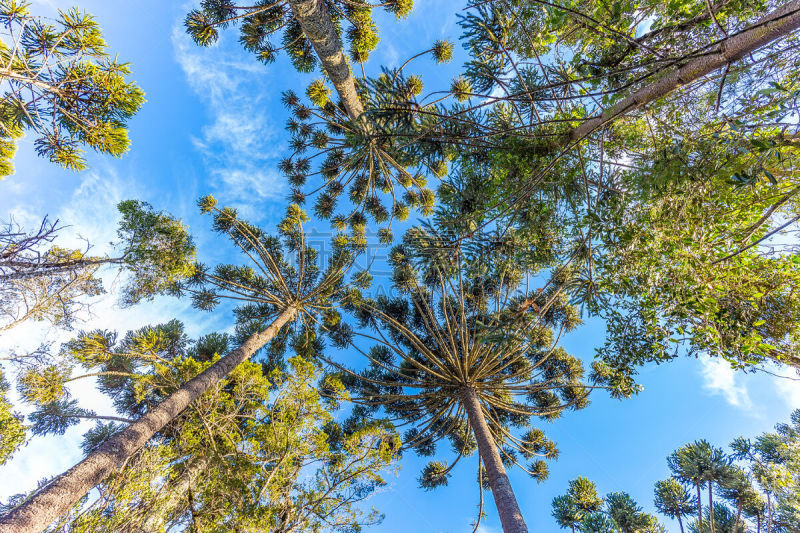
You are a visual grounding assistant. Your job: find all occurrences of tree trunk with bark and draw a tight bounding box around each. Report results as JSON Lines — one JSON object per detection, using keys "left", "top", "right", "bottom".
{"left": 0, "top": 306, "right": 297, "bottom": 533}
{"left": 696, "top": 484, "right": 704, "bottom": 531}
{"left": 708, "top": 480, "right": 715, "bottom": 533}
{"left": 570, "top": 0, "right": 800, "bottom": 141}
{"left": 461, "top": 387, "right": 528, "bottom": 533}
{"left": 287, "top": 0, "right": 365, "bottom": 124}
{"left": 678, "top": 514, "right": 685, "bottom": 533}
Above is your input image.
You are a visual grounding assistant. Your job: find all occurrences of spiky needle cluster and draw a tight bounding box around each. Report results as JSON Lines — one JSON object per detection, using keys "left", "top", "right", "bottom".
{"left": 0, "top": 1, "right": 144, "bottom": 174}
{"left": 185, "top": 0, "right": 412, "bottom": 71}
{"left": 183, "top": 196, "right": 368, "bottom": 361}
{"left": 323, "top": 225, "right": 619, "bottom": 489}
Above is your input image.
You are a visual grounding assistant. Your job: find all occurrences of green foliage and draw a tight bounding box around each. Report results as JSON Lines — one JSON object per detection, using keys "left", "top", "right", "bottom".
{"left": 653, "top": 478, "right": 696, "bottom": 522}
{"left": 43, "top": 319, "right": 401, "bottom": 532}
{"left": 553, "top": 478, "right": 663, "bottom": 532}
{"left": 0, "top": 2, "right": 144, "bottom": 175}
{"left": 432, "top": 39, "right": 454, "bottom": 63}
{"left": 0, "top": 369, "right": 25, "bottom": 466}
{"left": 688, "top": 506, "right": 746, "bottom": 533}
{"left": 1, "top": 205, "right": 194, "bottom": 332}
{"left": 306, "top": 78, "right": 331, "bottom": 107}
{"left": 554, "top": 413, "right": 800, "bottom": 533}
{"left": 185, "top": 0, "right": 413, "bottom": 69}
{"left": 17, "top": 364, "right": 70, "bottom": 405}
{"left": 419, "top": 460, "right": 451, "bottom": 490}
{"left": 116, "top": 200, "right": 197, "bottom": 306}
{"left": 181, "top": 197, "right": 364, "bottom": 365}
{"left": 334, "top": 222, "right": 602, "bottom": 500}
{"left": 668, "top": 440, "right": 732, "bottom": 490}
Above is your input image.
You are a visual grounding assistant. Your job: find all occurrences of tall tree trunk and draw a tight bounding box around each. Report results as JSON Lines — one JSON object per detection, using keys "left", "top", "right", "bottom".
{"left": 569, "top": 0, "right": 800, "bottom": 142}
{"left": 0, "top": 306, "right": 297, "bottom": 533}
{"left": 461, "top": 387, "right": 528, "bottom": 533}
{"left": 708, "top": 480, "right": 715, "bottom": 533}
{"left": 287, "top": 0, "right": 365, "bottom": 124}
{"left": 678, "top": 514, "right": 685, "bottom": 533}
{"left": 766, "top": 491, "right": 773, "bottom": 533}
{"left": 735, "top": 501, "right": 742, "bottom": 533}
{"left": 696, "top": 484, "right": 704, "bottom": 531}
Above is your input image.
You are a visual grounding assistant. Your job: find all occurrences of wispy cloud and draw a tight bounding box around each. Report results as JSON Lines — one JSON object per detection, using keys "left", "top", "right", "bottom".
{"left": 171, "top": 24, "right": 286, "bottom": 218}
{"left": 770, "top": 366, "right": 800, "bottom": 409}
{"left": 0, "top": 171, "right": 218, "bottom": 501}
{"left": 698, "top": 356, "right": 752, "bottom": 409}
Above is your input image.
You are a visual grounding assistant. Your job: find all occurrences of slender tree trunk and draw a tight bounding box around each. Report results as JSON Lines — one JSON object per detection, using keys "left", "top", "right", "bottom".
{"left": 766, "top": 491, "right": 773, "bottom": 533}
{"left": 461, "top": 387, "right": 528, "bottom": 533}
{"left": 735, "top": 501, "right": 742, "bottom": 533}
{"left": 287, "top": 0, "right": 365, "bottom": 124}
{"left": 696, "top": 484, "right": 704, "bottom": 531}
{"left": 0, "top": 306, "right": 297, "bottom": 533}
{"left": 708, "top": 480, "right": 715, "bottom": 533}
{"left": 569, "top": 0, "right": 800, "bottom": 142}
{"left": 678, "top": 514, "right": 685, "bottom": 533}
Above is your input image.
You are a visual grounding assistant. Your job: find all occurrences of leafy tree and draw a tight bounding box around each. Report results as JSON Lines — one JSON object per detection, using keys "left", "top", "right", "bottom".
{"left": 0, "top": 198, "right": 363, "bottom": 533}
{"left": 5, "top": 321, "right": 398, "bottom": 532}
{"left": 0, "top": 201, "right": 196, "bottom": 332}
{"left": 668, "top": 440, "right": 733, "bottom": 533}
{"left": 278, "top": 0, "right": 800, "bottom": 377}
{"left": 552, "top": 478, "right": 663, "bottom": 533}
{"left": 731, "top": 409, "right": 800, "bottom": 532}
{"left": 0, "top": 0, "right": 144, "bottom": 175}
{"left": 0, "top": 368, "right": 24, "bottom": 466}
{"left": 185, "top": 0, "right": 413, "bottom": 125}
{"left": 565, "top": 412, "right": 800, "bottom": 533}
{"left": 327, "top": 224, "right": 626, "bottom": 533}
{"left": 688, "top": 506, "right": 746, "bottom": 533}
{"left": 654, "top": 478, "right": 697, "bottom": 533}
{"left": 553, "top": 477, "right": 604, "bottom": 532}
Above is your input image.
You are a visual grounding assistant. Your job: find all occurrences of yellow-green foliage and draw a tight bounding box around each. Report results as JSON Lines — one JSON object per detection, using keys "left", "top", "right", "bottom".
{"left": 18, "top": 365, "right": 70, "bottom": 405}
{"left": 306, "top": 79, "right": 331, "bottom": 107}
{"left": 0, "top": 4, "right": 144, "bottom": 175}
{"left": 0, "top": 369, "right": 26, "bottom": 466}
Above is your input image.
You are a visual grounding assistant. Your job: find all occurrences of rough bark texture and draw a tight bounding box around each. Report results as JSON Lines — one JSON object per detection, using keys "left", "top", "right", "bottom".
{"left": 709, "top": 481, "right": 716, "bottom": 533}
{"left": 461, "top": 387, "right": 528, "bottom": 533}
{"left": 570, "top": 0, "right": 800, "bottom": 141}
{"left": 0, "top": 307, "right": 297, "bottom": 533}
{"left": 696, "top": 485, "right": 704, "bottom": 531}
{"left": 287, "top": 0, "right": 365, "bottom": 123}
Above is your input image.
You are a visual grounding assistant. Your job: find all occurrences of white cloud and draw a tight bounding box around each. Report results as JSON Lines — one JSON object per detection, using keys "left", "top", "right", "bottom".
{"left": 171, "top": 24, "right": 286, "bottom": 216}
{"left": 770, "top": 366, "right": 800, "bottom": 409}
{"left": 698, "top": 356, "right": 752, "bottom": 409}
{"left": 0, "top": 171, "right": 220, "bottom": 501}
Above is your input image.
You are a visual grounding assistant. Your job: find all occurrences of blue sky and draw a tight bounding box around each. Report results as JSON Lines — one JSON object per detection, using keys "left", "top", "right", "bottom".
{"left": 0, "top": 1, "right": 798, "bottom": 531}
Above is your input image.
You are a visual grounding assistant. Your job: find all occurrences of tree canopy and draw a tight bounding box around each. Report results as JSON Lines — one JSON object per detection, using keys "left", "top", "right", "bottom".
{"left": 1, "top": 0, "right": 800, "bottom": 532}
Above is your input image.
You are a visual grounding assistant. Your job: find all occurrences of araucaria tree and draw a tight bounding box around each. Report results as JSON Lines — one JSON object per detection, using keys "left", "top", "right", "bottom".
{"left": 0, "top": 198, "right": 365, "bottom": 533}
{"left": 185, "top": 0, "right": 413, "bottom": 125}
{"left": 329, "top": 0, "right": 800, "bottom": 376}
{"left": 552, "top": 477, "right": 664, "bottom": 532}
{"left": 6, "top": 320, "right": 398, "bottom": 532}
{"left": 326, "top": 225, "right": 622, "bottom": 533}
{"left": 555, "top": 410, "right": 800, "bottom": 532}
{"left": 0, "top": 1, "right": 144, "bottom": 174}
